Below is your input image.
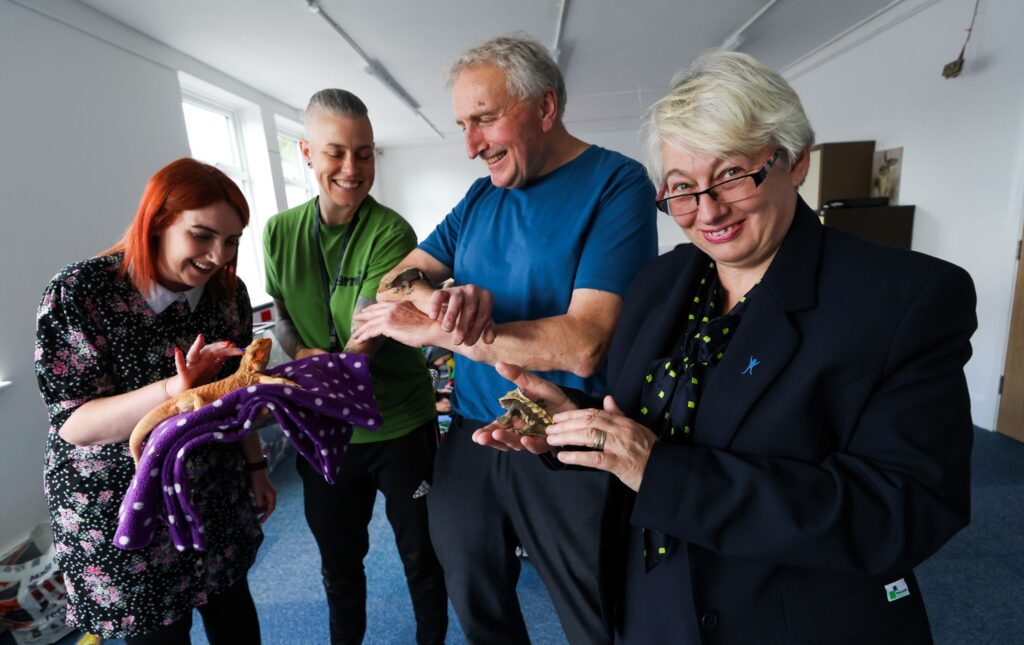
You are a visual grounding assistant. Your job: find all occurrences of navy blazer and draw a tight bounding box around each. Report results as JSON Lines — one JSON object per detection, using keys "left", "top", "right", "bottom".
{"left": 606, "top": 201, "right": 976, "bottom": 644}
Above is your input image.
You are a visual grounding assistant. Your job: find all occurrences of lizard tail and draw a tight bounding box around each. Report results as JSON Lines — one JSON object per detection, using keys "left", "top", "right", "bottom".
{"left": 129, "top": 400, "right": 178, "bottom": 467}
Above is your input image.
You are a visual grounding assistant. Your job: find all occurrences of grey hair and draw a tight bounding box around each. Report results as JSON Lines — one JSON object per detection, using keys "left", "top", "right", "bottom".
{"left": 306, "top": 88, "right": 368, "bottom": 118}
{"left": 642, "top": 50, "right": 815, "bottom": 187}
{"left": 446, "top": 33, "right": 566, "bottom": 119}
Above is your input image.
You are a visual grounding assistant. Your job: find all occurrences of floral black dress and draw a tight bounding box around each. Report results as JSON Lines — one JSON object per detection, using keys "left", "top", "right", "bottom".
{"left": 34, "top": 253, "right": 262, "bottom": 639}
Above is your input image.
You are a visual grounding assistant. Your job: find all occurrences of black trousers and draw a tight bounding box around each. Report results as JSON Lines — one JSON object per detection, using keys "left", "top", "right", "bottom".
{"left": 123, "top": 576, "right": 260, "bottom": 645}
{"left": 298, "top": 420, "right": 448, "bottom": 645}
{"left": 428, "top": 415, "right": 618, "bottom": 645}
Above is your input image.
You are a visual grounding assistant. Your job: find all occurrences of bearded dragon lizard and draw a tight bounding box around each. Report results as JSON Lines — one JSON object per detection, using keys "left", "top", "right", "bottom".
{"left": 129, "top": 337, "right": 298, "bottom": 465}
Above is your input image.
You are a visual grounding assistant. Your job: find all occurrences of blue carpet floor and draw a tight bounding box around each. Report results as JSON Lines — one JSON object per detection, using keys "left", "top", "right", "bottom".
{"left": 10, "top": 427, "right": 1023, "bottom": 644}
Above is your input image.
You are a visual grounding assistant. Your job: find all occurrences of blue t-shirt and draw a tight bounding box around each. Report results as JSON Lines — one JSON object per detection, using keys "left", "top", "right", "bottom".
{"left": 419, "top": 145, "right": 657, "bottom": 422}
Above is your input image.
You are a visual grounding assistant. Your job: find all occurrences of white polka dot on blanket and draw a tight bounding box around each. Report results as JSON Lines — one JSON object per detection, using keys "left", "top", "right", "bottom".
{"left": 119, "top": 536, "right": 130, "bottom": 545}
{"left": 357, "top": 385, "right": 365, "bottom": 391}
{"left": 168, "top": 515, "right": 175, "bottom": 524}
{"left": 176, "top": 418, "right": 187, "bottom": 427}
{"left": 243, "top": 420, "right": 252, "bottom": 429}
{"left": 284, "top": 387, "right": 293, "bottom": 395}
{"left": 197, "top": 525, "right": 205, "bottom": 534}
{"left": 319, "top": 430, "right": 325, "bottom": 437}
{"left": 174, "top": 483, "right": 181, "bottom": 493}
{"left": 315, "top": 398, "right": 323, "bottom": 406}
{"left": 175, "top": 544, "right": 185, "bottom": 551}
{"left": 133, "top": 502, "right": 144, "bottom": 510}
{"left": 247, "top": 386, "right": 257, "bottom": 393}
{"left": 343, "top": 373, "right": 350, "bottom": 380}
{"left": 150, "top": 468, "right": 159, "bottom": 477}
{"left": 213, "top": 432, "right": 223, "bottom": 439}
{"left": 312, "top": 356, "right": 319, "bottom": 362}
{"left": 144, "top": 517, "right": 152, "bottom": 527}
{"left": 340, "top": 353, "right": 348, "bottom": 359}
{"left": 320, "top": 449, "right": 328, "bottom": 456}
{"left": 185, "top": 515, "right": 192, "bottom": 523}
{"left": 212, "top": 400, "right": 223, "bottom": 407}
{"left": 285, "top": 366, "right": 293, "bottom": 372}
{"left": 354, "top": 361, "right": 362, "bottom": 368}
{"left": 177, "top": 448, "right": 185, "bottom": 459}
{"left": 267, "top": 402, "right": 276, "bottom": 410}
{"left": 342, "top": 407, "right": 350, "bottom": 415}
{"left": 366, "top": 419, "right": 375, "bottom": 426}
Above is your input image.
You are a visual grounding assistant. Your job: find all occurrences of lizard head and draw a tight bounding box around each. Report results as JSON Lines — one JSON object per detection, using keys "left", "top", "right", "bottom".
{"left": 242, "top": 337, "right": 274, "bottom": 371}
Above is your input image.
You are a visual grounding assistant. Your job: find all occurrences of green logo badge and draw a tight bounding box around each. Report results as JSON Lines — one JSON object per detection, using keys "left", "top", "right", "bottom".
{"left": 886, "top": 578, "right": 910, "bottom": 602}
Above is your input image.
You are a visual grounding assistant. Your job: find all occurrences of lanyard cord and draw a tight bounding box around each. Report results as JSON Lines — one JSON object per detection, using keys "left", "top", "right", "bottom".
{"left": 313, "top": 198, "right": 361, "bottom": 352}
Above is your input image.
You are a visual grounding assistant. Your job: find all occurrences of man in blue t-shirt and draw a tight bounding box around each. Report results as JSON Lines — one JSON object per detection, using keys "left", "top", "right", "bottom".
{"left": 352, "top": 35, "right": 656, "bottom": 644}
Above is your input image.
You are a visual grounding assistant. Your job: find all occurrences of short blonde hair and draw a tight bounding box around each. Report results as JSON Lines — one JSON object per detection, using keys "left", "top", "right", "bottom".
{"left": 642, "top": 50, "right": 814, "bottom": 186}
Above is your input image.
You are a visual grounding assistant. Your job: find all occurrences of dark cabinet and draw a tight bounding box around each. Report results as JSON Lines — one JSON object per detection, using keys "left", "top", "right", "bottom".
{"left": 799, "top": 141, "right": 875, "bottom": 211}
{"left": 819, "top": 205, "right": 915, "bottom": 250}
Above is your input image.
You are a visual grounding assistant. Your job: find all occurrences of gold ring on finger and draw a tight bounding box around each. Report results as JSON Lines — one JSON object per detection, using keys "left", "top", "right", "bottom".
{"left": 591, "top": 429, "right": 607, "bottom": 452}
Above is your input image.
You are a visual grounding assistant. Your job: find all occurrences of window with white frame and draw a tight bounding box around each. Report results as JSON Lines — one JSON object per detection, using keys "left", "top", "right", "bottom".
{"left": 180, "top": 92, "right": 272, "bottom": 307}
{"left": 181, "top": 97, "right": 252, "bottom": 200}
{"left": 276, "top": 122, "right": 317, "bottom": 208}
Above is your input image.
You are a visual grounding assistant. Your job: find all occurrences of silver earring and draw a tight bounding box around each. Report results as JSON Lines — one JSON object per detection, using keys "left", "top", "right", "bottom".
{"left": 307, "top": 162, "right": 312, "bottom": 168}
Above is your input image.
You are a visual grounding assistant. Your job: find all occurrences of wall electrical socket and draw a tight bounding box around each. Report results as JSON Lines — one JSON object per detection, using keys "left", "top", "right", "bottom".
{"left": 942, "top": 57, "right": 964, "bottom": 78}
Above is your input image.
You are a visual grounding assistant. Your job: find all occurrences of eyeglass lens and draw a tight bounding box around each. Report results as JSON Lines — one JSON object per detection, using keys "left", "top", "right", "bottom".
{"left": 662, "top": 175, "right": 757, "bottom": 216}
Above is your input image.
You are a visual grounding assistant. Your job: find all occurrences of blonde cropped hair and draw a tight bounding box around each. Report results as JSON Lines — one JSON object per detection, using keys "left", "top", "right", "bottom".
{"left": 642, "top": 50, "right": 814, "bottom": 186}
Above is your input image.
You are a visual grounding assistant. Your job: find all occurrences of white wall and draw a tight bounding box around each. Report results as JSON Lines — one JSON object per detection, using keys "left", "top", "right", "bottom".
{"left": 0, "top": 0, "right": 188, "bottom": 554}
{"left": 0, "top": 0, "right": 303, "bottom": 553}
{"left": 787, "top": 0, "right": 1024, "bottom": 430}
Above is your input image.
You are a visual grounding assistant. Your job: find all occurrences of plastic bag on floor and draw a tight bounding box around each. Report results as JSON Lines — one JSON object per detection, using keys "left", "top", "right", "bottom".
{"left": 0, "top": 524, "right": 74, "bottom": 645}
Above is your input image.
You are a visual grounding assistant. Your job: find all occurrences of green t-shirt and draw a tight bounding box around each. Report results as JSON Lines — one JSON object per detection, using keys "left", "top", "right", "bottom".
{"left": 263, "top": 196, "right": 435, "bottom": 443}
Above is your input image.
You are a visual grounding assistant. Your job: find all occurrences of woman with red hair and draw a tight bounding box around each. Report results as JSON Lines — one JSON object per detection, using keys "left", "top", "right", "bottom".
{"left": 35, "top": 158, "right": 273, "bottom": 644}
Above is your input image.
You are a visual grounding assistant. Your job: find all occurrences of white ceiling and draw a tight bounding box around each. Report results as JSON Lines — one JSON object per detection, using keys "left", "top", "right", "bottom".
{"left": 76, "top": 0, "right": 894, "bottom": 146}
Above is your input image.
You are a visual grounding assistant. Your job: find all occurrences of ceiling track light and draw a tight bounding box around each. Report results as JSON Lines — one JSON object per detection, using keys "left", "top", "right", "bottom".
{"left": 720, "top": 0, "right": 777, "bottom": 51}
{"left": 304, "top": 0, "right": 443, "bottom": 139}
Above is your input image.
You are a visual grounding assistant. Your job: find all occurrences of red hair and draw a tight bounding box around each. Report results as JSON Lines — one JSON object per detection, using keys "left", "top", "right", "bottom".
{"left": 106, "top": 158, "right": 250, "bottom": 300}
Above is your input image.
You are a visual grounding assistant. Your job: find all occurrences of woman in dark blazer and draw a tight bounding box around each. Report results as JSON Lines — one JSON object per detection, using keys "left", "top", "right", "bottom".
{"left": 480, "top": 50, "right": 976, "bottom": 644}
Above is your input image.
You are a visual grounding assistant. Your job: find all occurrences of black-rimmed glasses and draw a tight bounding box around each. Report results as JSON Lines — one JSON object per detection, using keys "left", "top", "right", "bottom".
{"left": 656, "top": 149, "right": 781, "bottom": 216}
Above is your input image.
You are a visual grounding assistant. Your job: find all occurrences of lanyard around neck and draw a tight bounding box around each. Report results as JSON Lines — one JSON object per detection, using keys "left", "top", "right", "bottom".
{"left": 313, "top": 198, "right": 360, "bottom": 352}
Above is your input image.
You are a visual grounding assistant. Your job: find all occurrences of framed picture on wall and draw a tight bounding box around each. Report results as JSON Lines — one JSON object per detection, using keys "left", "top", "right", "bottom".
{"left": 871, "top": 147, "right": 903, "bottom": 205}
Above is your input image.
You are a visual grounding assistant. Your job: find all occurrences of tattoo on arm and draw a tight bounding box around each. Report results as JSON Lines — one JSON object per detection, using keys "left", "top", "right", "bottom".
{"left": 272, "top": 299, "right": 303, "bottom": 358}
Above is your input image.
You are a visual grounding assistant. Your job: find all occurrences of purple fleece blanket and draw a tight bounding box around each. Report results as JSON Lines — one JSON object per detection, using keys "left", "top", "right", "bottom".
{"left": 114, "top": 352, "right": 381, "bottom": 552}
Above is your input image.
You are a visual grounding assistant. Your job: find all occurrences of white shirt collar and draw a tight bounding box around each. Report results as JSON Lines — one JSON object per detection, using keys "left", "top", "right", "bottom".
{"left": 145, "top": 282, "right": 206, "bottom": 314}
